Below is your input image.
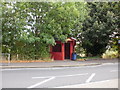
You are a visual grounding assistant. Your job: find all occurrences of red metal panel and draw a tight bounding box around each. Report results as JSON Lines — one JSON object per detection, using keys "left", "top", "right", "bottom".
{"left": 70, "top": 41, "right": 73, "bottom": 60}
{"left": 52, "top": 52, "right": 63, "bottom": 60}
{"left": 61, "top": 43, "right": 64, "bottom": 60}
{"left": 50, "top": 42, "right": 64, "bottom": 60}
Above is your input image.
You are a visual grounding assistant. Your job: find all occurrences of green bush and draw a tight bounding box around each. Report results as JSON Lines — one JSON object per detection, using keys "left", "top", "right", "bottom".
{"left": 102, "top": 48, "right": 118, "bottom": 59}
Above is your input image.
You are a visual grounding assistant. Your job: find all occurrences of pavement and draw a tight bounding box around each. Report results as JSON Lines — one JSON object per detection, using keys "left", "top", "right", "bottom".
{"left": 0, "top": 58, "right": 118, "bottom": 69}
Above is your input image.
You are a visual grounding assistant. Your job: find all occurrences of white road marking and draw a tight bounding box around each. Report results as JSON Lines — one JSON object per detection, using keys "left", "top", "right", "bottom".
{"left": 102, "top": 63, "right": 118, "bottom": 65}
{"left": 86, "top": 73, "right": 96, "bottom": 83}
{"left": 32, "top": 73, "right": 88, "bottom": 79}
{"left": 86, "top": 65, "right": 102, "bottom": 68}
{"left": 110, "top": 70, "right": 119, "bottom": 72}
{"left": 1, "top": 69, "right": 23, "bottom": 71}
{"left": 27, "top": 77, "right": 55, "bottom": 88}
{"left": 1, "top": 68, "right": 63, "bottom": 71}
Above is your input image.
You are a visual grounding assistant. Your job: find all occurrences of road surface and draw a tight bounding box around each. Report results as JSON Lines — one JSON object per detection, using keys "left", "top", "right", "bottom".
{"left": 2, "top": 63, "right": 119, "bottom": 88}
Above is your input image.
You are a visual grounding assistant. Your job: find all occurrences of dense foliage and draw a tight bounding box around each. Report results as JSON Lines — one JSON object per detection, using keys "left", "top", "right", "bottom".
{"left": 2, "top": 2, "right": 119, "bottom": 60}
{"left": 2, "top": 2, "right": 87, "bottom": 60}
{"left": 80, "top": 2, "right": 120, "bottom": 56}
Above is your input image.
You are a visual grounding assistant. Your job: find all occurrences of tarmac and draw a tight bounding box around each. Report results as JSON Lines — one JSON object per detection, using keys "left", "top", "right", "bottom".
{"left": 0, "top": 58, "right": 119, "bottom": 69}
{"left": 1, "top": 58, "right": 119, "bottom": 89}
{"left": 55, "top": 79, "right": 119, "bottom": 88}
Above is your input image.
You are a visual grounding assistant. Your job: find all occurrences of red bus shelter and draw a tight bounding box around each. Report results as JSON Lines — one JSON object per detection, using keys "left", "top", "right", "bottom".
{"left": 50, "top": 38, "right": 76, "bottom": 60}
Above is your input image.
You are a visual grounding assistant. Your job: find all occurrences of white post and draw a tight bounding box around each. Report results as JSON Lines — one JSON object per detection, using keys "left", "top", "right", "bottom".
{"left": 8, "top": 54, "right": 10, "bottom": 65}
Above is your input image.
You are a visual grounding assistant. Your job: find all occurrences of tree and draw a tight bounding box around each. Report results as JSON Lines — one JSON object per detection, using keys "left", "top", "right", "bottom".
{"left": 2, "top": 2, "right": 87, "bottom": 60}
{"left": 2, "top": 2, "right": 27, "bottom": 59}
{"left": 79, "top": 2, "right": 119, "bottom": 56}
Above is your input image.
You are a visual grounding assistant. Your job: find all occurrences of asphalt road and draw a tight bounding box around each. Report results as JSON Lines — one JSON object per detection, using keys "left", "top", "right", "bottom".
{"left": 2, "top": 63, "right": 119, "bottom": 88}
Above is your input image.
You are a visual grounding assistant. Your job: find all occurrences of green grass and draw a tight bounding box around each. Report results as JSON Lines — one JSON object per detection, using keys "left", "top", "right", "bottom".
{"left": 77, "top": 55, "right": 101, "bottom": 60}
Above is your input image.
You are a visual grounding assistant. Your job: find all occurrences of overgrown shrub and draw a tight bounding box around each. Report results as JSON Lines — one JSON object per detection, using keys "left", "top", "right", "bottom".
{"left": 102, "top": 48, "right": 118, "bottom": 59}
